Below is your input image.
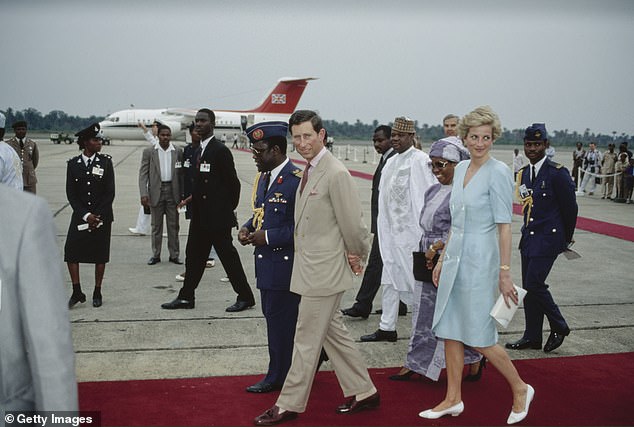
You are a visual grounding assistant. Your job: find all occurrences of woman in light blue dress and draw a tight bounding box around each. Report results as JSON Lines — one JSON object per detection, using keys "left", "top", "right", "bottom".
{"left": 418, "top": 106, "right": 534, "bottom": 425}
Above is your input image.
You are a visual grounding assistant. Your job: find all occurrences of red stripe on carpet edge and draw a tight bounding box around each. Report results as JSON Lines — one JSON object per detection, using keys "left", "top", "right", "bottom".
{"left": 78, "top": 352, "right": 634, "bottom": 426}
{"left": 512, "top": 203, "right": 634, "bottom": 242}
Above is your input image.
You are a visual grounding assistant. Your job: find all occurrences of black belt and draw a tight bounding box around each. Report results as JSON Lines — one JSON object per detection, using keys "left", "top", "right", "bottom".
{"left": 161, "top": 181, "right": 172, "bottom": 184}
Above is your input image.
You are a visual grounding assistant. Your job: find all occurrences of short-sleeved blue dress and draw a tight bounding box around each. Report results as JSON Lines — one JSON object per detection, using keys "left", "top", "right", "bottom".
{"left": 432, "top": 157, "right": 513, "bottom": 347}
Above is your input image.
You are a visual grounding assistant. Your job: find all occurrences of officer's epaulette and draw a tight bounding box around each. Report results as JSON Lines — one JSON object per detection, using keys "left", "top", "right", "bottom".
{"left": 100, "top": 153, "right": 112, "bottom": 159}
{"left": 68, "top": 155, "right": 80, "bottom": 163}
{"left": 292, "top": 168, "right": 303, "bottom": 178}
{"left": 546, "top": 159, "right": 563, "bottom": 169}
{"left": 518, "top": 165, "right": 528, "bottom": 172}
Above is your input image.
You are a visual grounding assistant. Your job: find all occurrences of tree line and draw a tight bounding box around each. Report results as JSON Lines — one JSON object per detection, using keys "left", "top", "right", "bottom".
{"left": 1, "top": 107, "right": 630, "bottom": 148}
{"left": 1, "top": 108, "right": 104, "bottom": 135}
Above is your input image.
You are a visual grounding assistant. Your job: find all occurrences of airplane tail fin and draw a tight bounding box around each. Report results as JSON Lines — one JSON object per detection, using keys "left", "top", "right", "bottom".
{"left": 245, "top": 77, "right": 317, "bottom": 114}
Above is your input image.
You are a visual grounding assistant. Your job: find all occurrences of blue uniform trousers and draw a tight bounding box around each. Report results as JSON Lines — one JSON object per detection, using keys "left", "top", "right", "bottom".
{"left": 261, "top": 289, "right": 300, "bottom": 385}
{"left": 520, "top": 254, "right": 569, "bottom": 342}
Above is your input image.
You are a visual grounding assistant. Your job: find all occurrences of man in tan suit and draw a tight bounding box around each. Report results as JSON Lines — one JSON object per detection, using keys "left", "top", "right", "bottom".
{"left": 139, "top": 125, "right": 184, "bottom": 265}
{"left": 254, "top": 110, "right": 379, "bottom": 426}
{"left": 6, "top": 120, "right": 38, "bottom": 193}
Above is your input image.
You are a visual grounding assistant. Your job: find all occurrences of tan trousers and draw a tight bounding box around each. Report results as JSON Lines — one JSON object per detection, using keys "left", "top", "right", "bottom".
{"left": 276, "top": 292, "right": 375, "bottom": 413}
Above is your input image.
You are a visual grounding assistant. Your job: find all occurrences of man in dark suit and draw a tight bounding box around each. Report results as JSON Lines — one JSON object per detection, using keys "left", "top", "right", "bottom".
{"left": 238, "top": 121, "right": 302, "bottom": 393}
{"left": 161, "top": 109, "right": 255, "bottom": 312}
{"left": 341, "top": 125, "right": 396, "bottom": 318}
{"left": 507, "top": 123, "right": 578, "bottom": 353}
{"left": 139, "top": 125, "right": 184, "bottom": 265}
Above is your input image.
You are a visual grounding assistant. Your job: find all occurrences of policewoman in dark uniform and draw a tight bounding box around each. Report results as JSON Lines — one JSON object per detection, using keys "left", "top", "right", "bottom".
{"left": 65, "top": 123, "right": 115, "bottom": 308}
{"left": 238, "top": 121, "right": 302, "bottom": 393}
{"left": 507, "top": 123, "right": 577, "bottom": 353}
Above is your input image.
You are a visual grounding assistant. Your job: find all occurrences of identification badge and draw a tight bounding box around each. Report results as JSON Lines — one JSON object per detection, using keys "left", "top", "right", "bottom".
{"left": 92, "top": 166, "right": 104, "bottom": 176}
{"left": 518, "top": 184, "right": 532, "bottom": 199}
{"left": 184, "top": 159, "right": 191, "bottom": 168}
{"left": 175, "top": 161, "right": 182, "bottom": 169}
{"left": 200, "top": 163, "right": 211, "bottom": 173}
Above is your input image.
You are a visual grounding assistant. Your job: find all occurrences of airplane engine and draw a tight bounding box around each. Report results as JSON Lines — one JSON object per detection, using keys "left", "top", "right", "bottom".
{"left": 162, "top": 121, "right": 187, "bottom": 140}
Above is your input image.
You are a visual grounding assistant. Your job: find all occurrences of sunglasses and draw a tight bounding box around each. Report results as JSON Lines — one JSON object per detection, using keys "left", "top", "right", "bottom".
{"left": 428, "top": 160, "right": 452, "bottom": 169}
{"left": 250, "top": 146, "right": 270, "bottom": 156}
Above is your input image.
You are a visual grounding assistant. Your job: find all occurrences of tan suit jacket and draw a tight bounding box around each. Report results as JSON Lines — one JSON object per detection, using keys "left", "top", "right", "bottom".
{"left": 139, "top": 145, "right": 183, "bottom": 207}
{"left": 292, "top": 150, "right": 371, "bottom": 296}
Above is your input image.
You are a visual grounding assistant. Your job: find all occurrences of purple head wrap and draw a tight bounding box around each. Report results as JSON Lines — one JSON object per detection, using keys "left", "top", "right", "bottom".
{"left": 429, "top": 136, "right": 470, "bottom": 163}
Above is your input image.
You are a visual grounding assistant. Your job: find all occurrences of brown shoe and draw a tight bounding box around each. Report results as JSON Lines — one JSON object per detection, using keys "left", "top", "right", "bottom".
{"left": 335, "top": 392, "right": 380, "bottom": 414}
{"left": 254, "top": 406, "right": 298, "bottom": 426}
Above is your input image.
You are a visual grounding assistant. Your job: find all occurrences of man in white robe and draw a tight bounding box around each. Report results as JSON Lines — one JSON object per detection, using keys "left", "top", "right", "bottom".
{"left": 361, "top": 116, "right": 436, "bottom": 342}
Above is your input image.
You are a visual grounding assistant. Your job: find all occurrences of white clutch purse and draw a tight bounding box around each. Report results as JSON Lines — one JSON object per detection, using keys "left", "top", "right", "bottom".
{"left": 489, "top": 285, "right": 527, "bottom": 329}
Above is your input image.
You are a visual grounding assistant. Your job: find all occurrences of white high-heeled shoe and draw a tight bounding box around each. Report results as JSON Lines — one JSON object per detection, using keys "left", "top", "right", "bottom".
{"left": 419, "top": 401, "right": 464, "bottom": 419}
{"left": 507, "top": 384, "right": 535, "bottom": 425}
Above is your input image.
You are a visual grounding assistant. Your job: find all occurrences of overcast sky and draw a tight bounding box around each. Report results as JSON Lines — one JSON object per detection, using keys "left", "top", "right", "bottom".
{"left": 2, "top": 0, "right": 633, "bottom": 135}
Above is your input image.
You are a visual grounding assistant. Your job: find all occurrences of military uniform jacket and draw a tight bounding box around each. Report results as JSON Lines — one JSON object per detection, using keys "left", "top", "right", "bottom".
{"left": 242, "top": 161, "right": 301, "bottom": 291}
{"left": 66, "top": 153, "right": 115, "bottom": 224}
{"left": 191, "top": 137, "right": 240, "bottom": 230}
{"left": 518, "top": 159, "right": 577, "bottom": 257}
{"left": 6, "top": 136, "right": 38, "bottom": 186}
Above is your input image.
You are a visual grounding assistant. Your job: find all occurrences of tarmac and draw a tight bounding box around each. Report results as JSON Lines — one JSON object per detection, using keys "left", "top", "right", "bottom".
{"left": 29, "top": 136, "right": 634, "bottom": 383}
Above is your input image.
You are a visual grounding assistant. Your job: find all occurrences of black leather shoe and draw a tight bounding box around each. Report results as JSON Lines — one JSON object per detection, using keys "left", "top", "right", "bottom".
{"left": 464, "top": 358, "right": 486, "bottom": 382}
{"left": 246, "top": 381, "right": 282, "bottom": 393}
{"left": 226, "top": 300, "right": 255, "bottom": 312}
{"left": 360, "top": 329, "right": 397, "bottom": 342}
{"left": 389, "top": 368, "right": 418, "bottom": 381}
{"left": 316, "top": 348, "right": 329, "bottom": 372}
{"left": 161, "top": 298, "right": 194, "bottom": 309}
{"left": 68, "top": 291, "right": 86, "bottom": 308}
{"left": 147, "top": 257, "right": 161, "bottom": 265}
{"left": 92, "top": 289, "right": 102, "bottom": 308}
{"left": 375, "top": 301, "right": 407, "bottom": 316}
{"left": 169, "top": 257, "right": 183, "bottom": 265}
{"left": 544, "top": 328, "right": 570, "bottom": 353}
{"left": 254, "top": 406, "right": 298, "bottom": 426}
{"left": 336, "top": 392, "right": 380, "bottom": 414}
{"left": 341, "top": 306, "right": 370, "bottom": 319}
{"left": 505, "top": 337, "right": 542, "bottom": 350}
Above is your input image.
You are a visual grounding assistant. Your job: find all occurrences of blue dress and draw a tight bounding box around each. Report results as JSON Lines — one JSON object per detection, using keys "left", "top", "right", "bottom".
{"left": 432, "top": 157, "right": 513, "bottom": 347}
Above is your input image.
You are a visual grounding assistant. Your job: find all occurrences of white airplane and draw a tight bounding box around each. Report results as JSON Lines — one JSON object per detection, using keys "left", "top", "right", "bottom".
{"left": 99, "top": 77, "right": 317, "bottom": 141}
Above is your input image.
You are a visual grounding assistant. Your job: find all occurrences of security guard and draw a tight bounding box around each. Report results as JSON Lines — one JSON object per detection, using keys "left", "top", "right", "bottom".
{"left": 507, "top": 123, "right": 577, "bottom": 353}
{"left": 238, "top": 121, "right": 302, "bottom": 393}
{"left": 7, "top": 120, "right": 39, "bottom": 193}
{"left": 65, "top": 123, "right": 115, "bottom": 308}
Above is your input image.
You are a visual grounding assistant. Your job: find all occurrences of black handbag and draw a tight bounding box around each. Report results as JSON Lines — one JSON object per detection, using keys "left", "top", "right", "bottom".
{"left": 412, "top": 251, "right": 439, "bottom": 282}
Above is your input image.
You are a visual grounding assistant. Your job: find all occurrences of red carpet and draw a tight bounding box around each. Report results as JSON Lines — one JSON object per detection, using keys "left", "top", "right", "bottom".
{"left": 79, "top": 352, "right": 633, "bottom": 426}
{"left": 512, "top": 203, "right": 634, "bottom": 242}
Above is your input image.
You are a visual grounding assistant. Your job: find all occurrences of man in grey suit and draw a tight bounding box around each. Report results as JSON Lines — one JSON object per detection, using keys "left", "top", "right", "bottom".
{"left": 254, "top": 110, "right": 379, "bottom": 426}
{"left": 0, "top": 185, "right": 78, "bottom": 415}
{"left": 139, "top": 125, "right": 184, "bottom": 265}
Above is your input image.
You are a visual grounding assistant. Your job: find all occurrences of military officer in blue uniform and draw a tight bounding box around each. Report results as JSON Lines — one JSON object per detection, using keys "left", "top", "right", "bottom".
{"left": 238, "top": 121, "right": 302, "bottom": 393}
{"left": 507, "top": 123, "right": 577, "bottom": 353}
{"left": 65, "top": 123, "right": 115, "bottom": 308}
